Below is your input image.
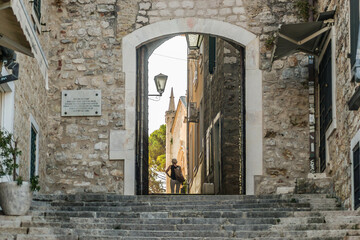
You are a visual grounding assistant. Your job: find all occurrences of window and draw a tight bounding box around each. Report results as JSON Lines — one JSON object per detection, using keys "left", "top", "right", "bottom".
{"left": 0, "top": 91, "right": 2, "bottom": 127}
{"left": 209, "top": 36, "right": 216, "bottom": 74}
{"left": 33, "top": 0, "right": 41, "bottom": 22}
{"left": 350, "top": 0, "right": 360, "bottom": 67}
{"left": 353, "top": 144, "right": 360, "bottom": 209}
{"left": 319, "top": 42, "right": 333, "bottom": 172}
{"left": 29, "top": 115, "right": 39, "bottom": 179}
{"left": 194, "top": 123, "right": 200, "bottom": 171}
{"left": 30, "top": 125, "right": 37, "bottom": 178}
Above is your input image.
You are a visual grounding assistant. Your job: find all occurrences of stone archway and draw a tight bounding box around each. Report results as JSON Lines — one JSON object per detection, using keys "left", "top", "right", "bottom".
{"left": 115, "top": 18, "right": 263, "bottom": 195}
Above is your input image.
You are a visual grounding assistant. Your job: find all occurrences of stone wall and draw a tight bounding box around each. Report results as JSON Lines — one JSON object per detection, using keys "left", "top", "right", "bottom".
{"left": 44, "top": 0, "right": 312, "bottom": 194}
{"left": 11, "top": 1, "right": 50, "bottom": 187}
{"left": 44, "top": 0, "right": 135, "bottom": 194}
{"left": 315, "top": 0, "right": 360, "bottom": 208}
{"left": 201, "top": 37, "right": 244, "bottom": 194}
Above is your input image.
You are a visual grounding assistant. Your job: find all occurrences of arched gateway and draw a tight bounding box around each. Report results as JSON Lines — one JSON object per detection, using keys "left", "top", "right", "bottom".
{"left": 115, "top": 18, "right": 263, "bottom": 195}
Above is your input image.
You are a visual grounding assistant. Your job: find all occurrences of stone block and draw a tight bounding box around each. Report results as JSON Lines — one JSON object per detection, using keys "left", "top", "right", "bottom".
{"left": 139, "top": 2, "right": 151, "bottom": 10}
{"left": 182, "top": 1, "right": 195, "bottom": 8}
{"left": 94, "top": 142, "right": 108, "bottom": 151}
{"left": 154, "top": 2, "right": 167, "bottom": 9}
{"left": 219, "top": 8, "right": 232, "bottom": 15}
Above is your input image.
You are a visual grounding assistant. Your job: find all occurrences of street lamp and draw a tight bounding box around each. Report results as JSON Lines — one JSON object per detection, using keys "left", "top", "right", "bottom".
{"left": 149, "top": 73, "right": 168, "bottom": 97}
{"left": 186, "top": 34, "right": 204, "bottom": 50}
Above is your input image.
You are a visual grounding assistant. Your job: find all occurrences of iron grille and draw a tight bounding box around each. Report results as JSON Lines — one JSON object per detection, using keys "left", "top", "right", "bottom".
{"left": 350, "top": 0, "right": 359, "bottom": 66}
{"left": 354, "top": 144, "right": 360, "bottom": 209}
{"left": 30, "top": 126, "right": 37, "bottom": 179}
{"left": 33, "top": 0, "right": 41, "bottom": 22}
{"left": 319, "top": 42, "right": 332, "bottom": 172}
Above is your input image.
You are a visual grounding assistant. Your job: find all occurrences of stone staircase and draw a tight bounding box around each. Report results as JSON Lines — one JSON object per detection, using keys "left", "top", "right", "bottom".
{"left": 0, "top": 194, "right": 359, "bottom": 239}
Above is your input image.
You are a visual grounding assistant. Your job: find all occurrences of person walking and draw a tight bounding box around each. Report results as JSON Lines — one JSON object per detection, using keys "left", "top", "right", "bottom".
{"left": 165, "top": 158, "right": 182, "bottom": 194}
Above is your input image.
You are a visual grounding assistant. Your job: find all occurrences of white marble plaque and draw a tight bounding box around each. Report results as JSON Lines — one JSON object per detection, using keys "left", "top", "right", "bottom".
{"left": 61, "top": 90, "right": 101, "bottom": 116}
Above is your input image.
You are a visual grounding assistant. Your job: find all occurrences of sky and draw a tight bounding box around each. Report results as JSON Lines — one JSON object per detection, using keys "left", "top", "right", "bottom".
{"left": 148, "top": 36, "right": 188, "bottom": 134}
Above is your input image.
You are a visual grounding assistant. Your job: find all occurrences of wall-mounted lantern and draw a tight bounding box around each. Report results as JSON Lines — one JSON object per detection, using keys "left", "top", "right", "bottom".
{"left": 186, "top": 34, "right": 204, "bottom": 50}
{"left": 149, "top": 73, "right": 168, "bottom": 97}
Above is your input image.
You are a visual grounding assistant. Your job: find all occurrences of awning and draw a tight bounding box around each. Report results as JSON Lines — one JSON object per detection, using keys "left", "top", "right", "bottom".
{"left": 272, "top": 11, "right": 335, "bottom": 61}
{"left": 0, "top": 0, "right": 48, "bottom": 81}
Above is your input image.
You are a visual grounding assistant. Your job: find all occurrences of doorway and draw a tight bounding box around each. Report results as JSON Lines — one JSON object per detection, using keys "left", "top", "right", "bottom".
{"left": 136, "top": 34, "right": 246, "bottom": 195}
{"left": 121, "top": 18, "right": 263, "bottom": 195}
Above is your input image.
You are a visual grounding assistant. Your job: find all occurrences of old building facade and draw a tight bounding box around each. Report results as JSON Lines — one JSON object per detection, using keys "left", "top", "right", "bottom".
{"left": 0, "top": 0, "right": 48, "bottom": 184}
{"left": 165, "top": 89, "right": 187, "bottom": 193}
{"left": 1, "top": 0, "right": 360, "bottom": 209}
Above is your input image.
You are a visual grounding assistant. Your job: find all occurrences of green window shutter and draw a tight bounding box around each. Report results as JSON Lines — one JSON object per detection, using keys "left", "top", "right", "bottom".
{"left": 350, "top": 0, "right": 359, "bottom": 66}
{"left": 33, "top": 0, "right": 41, "bottom": 22}
{"left": 209, "top": 36, "right": 216, "bottom": 74}
{"left": 30, "top": 126, "right": 37, "bottom": 179}
{"left": 353, "top": 144, "right": 360, "bottom": 209}
{"left": 319, "top": 42, "right": 332, "bottom": 172}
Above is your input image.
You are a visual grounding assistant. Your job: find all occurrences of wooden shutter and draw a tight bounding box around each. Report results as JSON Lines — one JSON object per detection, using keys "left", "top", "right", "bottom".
{"left": 209, "top": 37, "right": 216, "bottom": 74}
{"left": 30, "top": 125, "right": 37, "bottom": 179}
{"left": 354, "top": 144, "right": 360, "bottom": 209}
{"left": 350, "top": 0, "right": 359, "bottom": 66}
{"left": 319, "top": 42, "right": 333, "bottom": 172}
{"left": 33, "top": 0, "right": 41, "bottom": 22}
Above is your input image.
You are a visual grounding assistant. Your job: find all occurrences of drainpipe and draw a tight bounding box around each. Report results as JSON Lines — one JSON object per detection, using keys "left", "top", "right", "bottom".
{"left": 186, "top": 51, "right": 190, "bottom": 194}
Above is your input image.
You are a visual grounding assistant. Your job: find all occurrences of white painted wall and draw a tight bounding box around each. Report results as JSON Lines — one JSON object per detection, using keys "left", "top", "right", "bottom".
{"left": 118, "top": 18, "right": 263, "bottom": 195}
{"left": 0, "top": 67, "right": 15, "bottom": 182}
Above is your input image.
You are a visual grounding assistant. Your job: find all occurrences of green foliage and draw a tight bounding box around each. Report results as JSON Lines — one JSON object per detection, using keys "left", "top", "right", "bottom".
{"left": 295, "top": 0, "right": 315, "bottom": 21}
{"left": 265, "top": 35, "right": 275, "bottom": 50}
{"left": 30, "top": 176, "right": 40, "bottom": 192}
{"left": 149, "top": 124, "right": 166, "bottom": 161}
{"left": 148, "top": 168, "right": 165, "bottom": 193}
{"left": 0, "top": 129, "right": 21, "bottom": 181}
{"left": 148, "top": 125, "right": 166, "bottom": 194}
{"left": 16, "top": 176, "right": 23, "bottom": 186}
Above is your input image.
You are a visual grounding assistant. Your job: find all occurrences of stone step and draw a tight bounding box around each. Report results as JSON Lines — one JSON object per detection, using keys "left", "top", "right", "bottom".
{"left": 32, "top": 194, "right": 331, "bottom": 203}
{"left": 31, "top": 200, "right": 312, "bottom": 208}
{"left": 0, "top": 235, "right": 348, "bottom": 240}
{"left": 28, "top": 216, "right": 280, "bottom": 225}
{"left": 78, "top": 237, "right": 344, "bottom": 240}
{"left": 0, "top": 194, "right": 354, "bottom": 240}
{"left": 0, "top": 215, "right": 32, "bottom": 222}
{"left": 0, "top": 235, "right": 15, "bottom": 240}
{"left": 0, "top": 220, "right": 22, "bottom": 228}
{"left": 0, "top": 227, "right": 28, "bottom": 234}
{"left": 30, "top": 209, "right": 296, "bottom": 219}
{"left": 24, "top": 223, "right": 273, "bottom": 231}
{"left": 293, "top": 211, "right": 360, "bottom": 218}
{"left": 279, "top": 215, "right": 360, "bottom": 225}
{"left": 15, "top": 234, "right": 78, "bottom": 240}
{"left": 30, "top": 204, "right": 312, "bottom": 213}
{"left": 13, "top": 229, "right": 360, "bottom": 238}
{"left": 272, "top": 222, "right": 360, "bottom": 231}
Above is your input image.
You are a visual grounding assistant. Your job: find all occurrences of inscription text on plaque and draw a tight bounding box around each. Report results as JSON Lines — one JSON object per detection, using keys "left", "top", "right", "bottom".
{"left": 61, "top": 90, "right": 101, "bottom": 117}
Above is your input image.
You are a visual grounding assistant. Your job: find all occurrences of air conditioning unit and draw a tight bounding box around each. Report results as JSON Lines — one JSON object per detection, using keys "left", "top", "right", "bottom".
{"left": 188, "top": 102, "right": 199, "bottom": 122}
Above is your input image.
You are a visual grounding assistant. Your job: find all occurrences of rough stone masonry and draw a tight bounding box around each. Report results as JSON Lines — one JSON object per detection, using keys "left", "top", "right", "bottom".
{"left": 40, "top": 0, "right": 313, "bottom": 195}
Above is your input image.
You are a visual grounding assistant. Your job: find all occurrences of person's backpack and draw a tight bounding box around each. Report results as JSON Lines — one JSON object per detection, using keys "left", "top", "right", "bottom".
{"left": 174, "top": 166, "right": 185, "bottom": 183}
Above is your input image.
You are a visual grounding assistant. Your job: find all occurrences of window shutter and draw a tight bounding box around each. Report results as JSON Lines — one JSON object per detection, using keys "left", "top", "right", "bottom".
{"left": 34, "top": 0, "right": 41, "bottom": 22}
{"left": 209, "top": 37, "right": 216, "bottom": 74}
{"left": 319, "top": 42, "right": 333, "bottom": 172}
{"left": 353, "top": 144, "right": 360, "bottom": 209}
{"left": 350, "top": 0, "right": 359, "bottom": 66}
{"left": 30, "top": 125, "right": 37, "bottom": 179}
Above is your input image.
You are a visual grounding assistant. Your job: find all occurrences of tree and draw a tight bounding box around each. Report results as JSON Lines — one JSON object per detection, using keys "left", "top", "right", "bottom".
{"left": 148, "top": 124, "right": 166, "bottom": 193}
{"left": 149, "top": 124, "right": 166, "bottom": 162}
